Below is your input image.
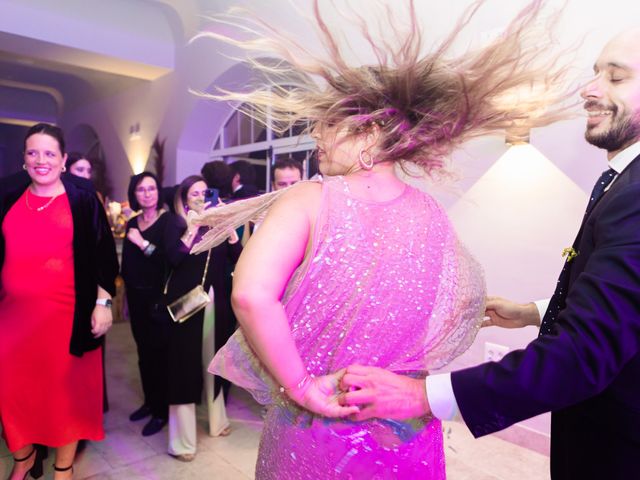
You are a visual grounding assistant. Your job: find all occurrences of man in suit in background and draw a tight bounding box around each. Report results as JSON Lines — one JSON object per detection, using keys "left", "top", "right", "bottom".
{"left": 271, "top": 158, "right": 303, "bottom": 191}
{"left": 229, "top": 159, "right": 259, "bottom": 199}
{"left": 201, "top": 160, "right": 233, "bottom": 199}
{"left": 339, "top": 29, "right": 640, "bottom": 479}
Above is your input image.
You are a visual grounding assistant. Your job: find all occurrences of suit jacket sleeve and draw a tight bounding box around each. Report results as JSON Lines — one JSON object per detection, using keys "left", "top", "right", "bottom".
{"left": 451, "top": 182, "right": 640, "bottom": 437}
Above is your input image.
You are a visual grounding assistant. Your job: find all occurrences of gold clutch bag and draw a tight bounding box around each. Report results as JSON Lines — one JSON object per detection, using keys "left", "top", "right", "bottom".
{"left": 167, "top": 284, "right": 211, "bottom": 323}
{"left": 165, "top": 249, "right": 212, "bottom": 324}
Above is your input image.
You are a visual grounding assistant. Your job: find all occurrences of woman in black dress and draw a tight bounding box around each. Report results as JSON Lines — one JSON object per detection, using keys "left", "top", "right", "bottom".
{"left": 121, "top": 172, "right": 182, "bottom": 437}
{"left": 165, "top": 175, "right": 242, "bottom": 462}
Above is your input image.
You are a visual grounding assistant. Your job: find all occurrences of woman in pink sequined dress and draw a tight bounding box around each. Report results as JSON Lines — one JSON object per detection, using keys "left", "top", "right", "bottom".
{"left": 199, "top": 1, "right": 573, "bottom": 478}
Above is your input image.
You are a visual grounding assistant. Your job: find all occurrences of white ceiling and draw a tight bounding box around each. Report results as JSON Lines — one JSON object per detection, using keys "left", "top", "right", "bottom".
{"left": 0, "top": 0, "right": 192, "bottom": 125}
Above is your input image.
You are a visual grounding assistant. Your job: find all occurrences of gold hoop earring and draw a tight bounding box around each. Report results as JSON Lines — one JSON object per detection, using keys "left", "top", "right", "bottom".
{"left": 358, "top": 149, "right": 374, "bottom": 170}
{"left": 22, "top": 164, "right": 28, "bottom": 171}
{"left": 62, "top": 166, "right": 67, "bottom": 173}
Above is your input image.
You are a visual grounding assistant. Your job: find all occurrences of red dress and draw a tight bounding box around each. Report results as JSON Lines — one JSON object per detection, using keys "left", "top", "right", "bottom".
{"left": 0, "top": 190, "right": 103, "bottom": 451}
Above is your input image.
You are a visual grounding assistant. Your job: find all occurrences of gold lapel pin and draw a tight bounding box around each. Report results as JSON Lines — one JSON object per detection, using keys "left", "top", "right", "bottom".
{"left": 561, "top": 247, "right": 578, "bottom": 263}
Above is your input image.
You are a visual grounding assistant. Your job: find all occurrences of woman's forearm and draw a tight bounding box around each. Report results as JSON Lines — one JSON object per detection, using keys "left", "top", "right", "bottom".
{"left": 232, "top": 291, "right": 307, "bottom": 390}
{"left": 180, "top": 228, "right": 198, "bottom": 248}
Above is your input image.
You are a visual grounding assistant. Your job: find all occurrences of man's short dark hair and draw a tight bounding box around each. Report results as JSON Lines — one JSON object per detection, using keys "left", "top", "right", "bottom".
{"left": 201, "top": 160, "right": 233, "bottom": 197}
{"left": 273, "top": 158, "right": 303, "bottom": 178}
{"left": 229, "top": 160, "right": 256, "bottom": 186}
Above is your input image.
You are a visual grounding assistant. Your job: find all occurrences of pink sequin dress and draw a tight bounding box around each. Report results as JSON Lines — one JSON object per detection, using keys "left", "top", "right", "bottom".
{"left": 210, "top": 176, "right": 485, "bottom": 479}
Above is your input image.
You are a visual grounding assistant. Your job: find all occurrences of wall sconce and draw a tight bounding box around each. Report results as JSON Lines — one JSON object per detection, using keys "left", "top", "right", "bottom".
{"left": 498, "top": 126, "right": 553, "bottom": 183}
{"left": 129, "top": 122, "right": 141, "bottom": 142}
{"left": 129, "top": 153, "right": 147, "bottom": 174}
{"left": 505, "top": 126, "right": 530, "bottom": 145}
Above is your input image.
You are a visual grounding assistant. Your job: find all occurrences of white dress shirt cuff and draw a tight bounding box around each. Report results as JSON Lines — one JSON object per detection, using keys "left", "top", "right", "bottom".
{"left": 534, "top": 298, "right": 550, "bottom": 322}
{"left": 426, "top": 373, "right": 459, "bottom": 421}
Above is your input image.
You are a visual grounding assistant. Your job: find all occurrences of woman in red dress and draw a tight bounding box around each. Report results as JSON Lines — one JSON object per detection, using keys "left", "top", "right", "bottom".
{"left": 0, "top": 123, "right": 118, "bottom": 479}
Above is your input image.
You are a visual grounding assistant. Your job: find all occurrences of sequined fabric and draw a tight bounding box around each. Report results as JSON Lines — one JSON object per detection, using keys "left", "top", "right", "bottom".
{"left": 210, "top": 176, "right": 485, "bottom": 478}
{"left": 257, "top": 405, "right": 444, "bottom": 479}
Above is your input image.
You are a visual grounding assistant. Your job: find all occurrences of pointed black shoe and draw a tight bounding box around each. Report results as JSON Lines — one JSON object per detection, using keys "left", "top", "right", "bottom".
{"left": 142, "top": 416, "right": 167, "bottom": 436}
{"left": 129, "top": 404, "right": 152, "bottom": 422}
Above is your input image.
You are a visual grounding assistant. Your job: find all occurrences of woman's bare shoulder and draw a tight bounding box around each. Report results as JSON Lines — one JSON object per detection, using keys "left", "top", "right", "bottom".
{"left": 273, "top": 180, "right": 323, "bottom": 211}
{"left": 256, "top": 181, "right": 323, "bottom": 232}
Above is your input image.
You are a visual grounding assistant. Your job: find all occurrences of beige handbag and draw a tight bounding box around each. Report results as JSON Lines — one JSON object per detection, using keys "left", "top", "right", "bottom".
{"left": 166, "top": 250, "right": 212, "bottom": 323}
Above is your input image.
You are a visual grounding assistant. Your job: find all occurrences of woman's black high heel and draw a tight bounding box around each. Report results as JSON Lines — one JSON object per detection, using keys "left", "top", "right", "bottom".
{"left": 12, "top": 445, "right": 44, "bottom": 479}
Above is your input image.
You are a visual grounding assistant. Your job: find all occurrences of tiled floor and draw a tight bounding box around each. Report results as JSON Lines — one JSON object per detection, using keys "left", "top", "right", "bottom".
{"left": 1, "top": 323, "right": 550, "bottom": 479}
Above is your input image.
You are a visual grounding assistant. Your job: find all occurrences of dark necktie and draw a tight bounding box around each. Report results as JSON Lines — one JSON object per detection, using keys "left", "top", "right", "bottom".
{"left": 539, "top": 168, "right": 617, "bottom": 336}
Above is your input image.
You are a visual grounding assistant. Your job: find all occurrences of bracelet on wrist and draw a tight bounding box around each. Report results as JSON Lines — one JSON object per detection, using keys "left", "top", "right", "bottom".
{"left": 280, "top": 374, "right": 312, "bottom": 396}
{"left": 182, "top": 229, "right": 196, "bottom": 242}
{"left": 143, "top": 242, "right": 156, "bottom": 257}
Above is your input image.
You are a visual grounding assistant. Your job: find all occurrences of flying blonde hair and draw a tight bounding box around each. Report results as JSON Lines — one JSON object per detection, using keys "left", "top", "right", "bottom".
{"left": 193, "top": 0, "right": 576, "bottom": 174}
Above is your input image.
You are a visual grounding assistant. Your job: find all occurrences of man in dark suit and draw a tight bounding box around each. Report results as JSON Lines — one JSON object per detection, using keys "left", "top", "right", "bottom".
{"left": 229, "top": 159, "right": 259, "bottom": 199}
{"left": 338, "top": 29, "right": 640, "bottom": 479}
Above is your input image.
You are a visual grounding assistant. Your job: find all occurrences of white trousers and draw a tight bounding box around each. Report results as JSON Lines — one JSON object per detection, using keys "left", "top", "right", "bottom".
{"left": 202, "top": 287, "right": 230, "bottom": 437}
{"left": 168, "top": 287, "right": 231, "bottom": 457}
{"left": 168, "top": 403, "right": 196, "bottom": 455}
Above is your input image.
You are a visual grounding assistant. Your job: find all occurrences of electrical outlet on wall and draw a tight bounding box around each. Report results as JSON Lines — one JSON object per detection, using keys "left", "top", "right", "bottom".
{"left": 484, "top": 342, "right": 509, "bottom": 362}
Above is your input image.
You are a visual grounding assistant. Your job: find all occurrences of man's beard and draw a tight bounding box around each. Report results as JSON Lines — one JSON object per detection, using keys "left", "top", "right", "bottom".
{"left": 586, "top": 107, "right": 640, "bottom": 152}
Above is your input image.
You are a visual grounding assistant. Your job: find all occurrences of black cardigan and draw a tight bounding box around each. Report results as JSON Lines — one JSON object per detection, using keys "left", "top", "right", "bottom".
{"left": 0, "top": 171, "right": 119, "bottom": 356}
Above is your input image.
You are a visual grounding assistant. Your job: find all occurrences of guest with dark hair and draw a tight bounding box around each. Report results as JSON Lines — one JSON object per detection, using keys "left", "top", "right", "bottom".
{"left": 201, "top": 160, "right": 233, "bottom": 199}
{"left": 271, "top": 158, "right": 303, "bottom": 191}
{"left": 0, "top": 123, "right": 118, "bottom": 479}
{"left": 164, "top": 175, "right": 242, "bottom": 461}
{"left": 121, "top": 171, "right": 183, "bottom": 437}
{"left": 65, "top": 152, "right": 93, "bottom": 180}
{"left": 229, "top": 159, "right": 259, "bottom": 199}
